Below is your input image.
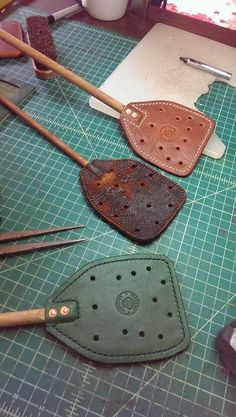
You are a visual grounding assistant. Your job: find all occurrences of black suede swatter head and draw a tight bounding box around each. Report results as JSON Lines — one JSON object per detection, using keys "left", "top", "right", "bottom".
{"left": 46, "top": 254, "right": 191, "bottom": 364}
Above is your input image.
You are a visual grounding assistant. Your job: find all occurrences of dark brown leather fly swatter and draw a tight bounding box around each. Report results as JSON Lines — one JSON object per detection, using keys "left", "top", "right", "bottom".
{"left": 0, "top": 29, "right": 215, "bottom": 177}
{"left": 0, "top": 95, "right": 186, "bottom": 243}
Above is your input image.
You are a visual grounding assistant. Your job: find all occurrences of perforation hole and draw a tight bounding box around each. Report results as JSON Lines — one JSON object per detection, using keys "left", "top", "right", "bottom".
{"left": 168, "top": 203, "right": 173, "bottom": 208}
{"left": 96, "top": 182, "right": 101, "bottom": 186}
{"left": 149, "top": 173, "right": 154, "bottom": 177}
{"left": 92, "top": 304, "right": 98, "bottom": 310}
{"left": 179, "top": 161, "right": 183, "bottom": 165}
{"left": 159, "top": 108, "right": 164, "bottom": 112}
{"left": 122, "top": 329, "right": 128, "bottom": 335}
{"left": 140, "top": 139, "right": 144, "bottom": 143}
{"left": 98, "top": 202, "right": 103, "bottom": 206}
{"left": 139, "top": 331, "right": 145, "bottom": 337}
{"left": 113, "top": 214, "right": 118, "bottom": 218}
{"left": 150, "top": 123, "right": 155, "bottom": 128}
{"left": 188, "top": 116, "right": 192, "bottom": 120}
{"left": 176, "top": 147, "right": 180, "bottom": 150}
{"left": 176, "top": 117, "right": 180, "bottom": 120}
{"left": 183, "top": 139, "right": 188, "bottom": 143}
{"left": 158, "top": 334, "right": 164, "bottom": 340}
{"left": 168, "top": 185, "right": 173, "bottom": 190}
{"left": 161, "top": 279, "right": 166, "bottom": 285}
{"left": 90, "top": 276, "right": 96, "bottom": 281}
{"left": 140, "top": 182, "right": 145, "bottom": 186}
{"left": 124, "top": 205, "right": 129, "bottom": 209}
{"left": 166, "top": 157, "right": 171, "bottom": 161}
{"left": 187, "top": 127, "right": 191, "bottom": 131}
{"left": 155, "top": 220, "right": 159, "bottom": 225}
{"left": 199, "top": 122, "right": 204, "bottom": 126}
{"left": 146, "top": 203, "right": 152, "bottom": 208}
{"left": 159, "top": 146, "right": 163, "bottom": 150}
{"left": 135, "top": 228, "right": 140, "bottom": 232}
{"left": 146, "top": 266, "right": 151, "bottom": 271}
{"left": 131, "top": 164, "right": 137, "bottom": 169}
{"left": 116, "top": 275, "right": 122, "bottom": 280}
{"left": 114, "top": 184, "right": 119, "bottom": 187}
{"left": 93, "top": 335, "right": 99, "bottom": 341}
{"left": 152, "top": 297, "right": 158, "bottom": 303}
{"left": 167, "top": 312, "right": 173, "bottom": 317}
{"left": 110, "top": 169, "right": 114, "bottom": 172}
{"left": 131, "top": 271, "right": 136, "bottom": 276}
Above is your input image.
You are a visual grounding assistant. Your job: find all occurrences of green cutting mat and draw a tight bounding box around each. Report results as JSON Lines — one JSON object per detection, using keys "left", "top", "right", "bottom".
{"left": 0, "top": 7, "right": 235, "bottom": 417}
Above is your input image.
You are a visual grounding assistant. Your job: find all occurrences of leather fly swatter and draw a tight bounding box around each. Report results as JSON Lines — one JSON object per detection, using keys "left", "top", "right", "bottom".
{"left": 0, "top": 29, "right": 215, "bottom": 177}
{"left": 0, "top": 254, "right": 191, "bottom": 364}
{"left": 0, "top": 95, "right": 186, "bottom": 243}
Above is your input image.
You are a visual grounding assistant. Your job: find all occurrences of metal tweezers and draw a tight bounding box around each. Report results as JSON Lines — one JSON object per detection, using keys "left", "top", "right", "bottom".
{"left": 0, "top": 225, "right": 86, "bottom": 256}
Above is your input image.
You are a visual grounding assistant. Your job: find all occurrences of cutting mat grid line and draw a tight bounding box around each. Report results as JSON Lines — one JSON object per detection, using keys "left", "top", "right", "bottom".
{"left": 0, "top": 6, "right": 235, "bottom": 417}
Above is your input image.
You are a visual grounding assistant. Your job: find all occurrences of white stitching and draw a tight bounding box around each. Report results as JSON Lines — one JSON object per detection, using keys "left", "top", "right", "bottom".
{"left": 122, "top": 101, "right": 214, "bottom": 175}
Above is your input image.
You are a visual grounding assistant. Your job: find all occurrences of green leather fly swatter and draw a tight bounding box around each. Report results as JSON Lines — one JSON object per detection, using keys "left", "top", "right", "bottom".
{"left": 0, "top": 254, "right": 191, "bottom": 363}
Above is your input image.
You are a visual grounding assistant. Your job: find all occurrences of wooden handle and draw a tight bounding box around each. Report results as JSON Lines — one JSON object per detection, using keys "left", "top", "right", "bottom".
{"left": 0, "top": 95, "right": 88, "bottom": 168}
{"left": 0, "top": 28, "right": 124, "bottom": 114}
{"left": 0, "top": 308, "right": 45, "bottom": 327}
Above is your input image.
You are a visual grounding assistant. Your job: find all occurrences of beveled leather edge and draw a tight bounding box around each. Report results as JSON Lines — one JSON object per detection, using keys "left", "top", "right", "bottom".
{"left": 46, "top": 254, "right": 191, "bottom": 363}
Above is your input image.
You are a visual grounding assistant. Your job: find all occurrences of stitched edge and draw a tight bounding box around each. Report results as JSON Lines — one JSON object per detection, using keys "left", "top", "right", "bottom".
{"left": 122, "top": 101, "right": 215, "bottom": 175}
{"left": 48, "top": 256, "right": 189, "bottom": 359}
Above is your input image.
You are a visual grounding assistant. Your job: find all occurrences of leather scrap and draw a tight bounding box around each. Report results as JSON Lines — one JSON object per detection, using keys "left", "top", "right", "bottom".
{"left": 0, "top": 21, "right": 23, "bottom": 58}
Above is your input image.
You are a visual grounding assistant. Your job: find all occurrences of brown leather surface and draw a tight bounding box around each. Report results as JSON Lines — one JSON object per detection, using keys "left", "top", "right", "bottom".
{"left": 0, "top": 21, "right": 23, "bottom": 58}
{"left": 80, "top": 159, "right": 186, "bottom": 243}
{"left": 120, "top": 101, "right": 215, "bottom": 176}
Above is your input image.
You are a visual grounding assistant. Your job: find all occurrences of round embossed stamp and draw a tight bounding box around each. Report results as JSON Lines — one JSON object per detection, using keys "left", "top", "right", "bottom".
{"left": 160, "top": 125, "right": 177, "bottom": 140}
{"left": 116, "top": 291, "right": 140, "bottom": 315}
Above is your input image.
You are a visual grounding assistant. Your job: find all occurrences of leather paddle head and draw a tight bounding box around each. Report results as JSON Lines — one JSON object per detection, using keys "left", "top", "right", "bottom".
{"left": 45, "top": 254, "right": 191, "bottom": 364}
{"left": 79, "top": 159, "right": 186, "bottom": 243}
{"left": 120, "top": 100, "right": 215, "bottom": 176}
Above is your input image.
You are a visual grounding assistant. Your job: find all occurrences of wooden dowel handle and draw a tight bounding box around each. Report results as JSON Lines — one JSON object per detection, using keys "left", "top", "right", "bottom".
{"left": 0, "top": 309, "right": 45, "bottom": 327}
{"left": 0, "top": 95, "right": 88, "bottom": 168}
{"left": 0, "top": 28, "right": 124, "bottom": 114}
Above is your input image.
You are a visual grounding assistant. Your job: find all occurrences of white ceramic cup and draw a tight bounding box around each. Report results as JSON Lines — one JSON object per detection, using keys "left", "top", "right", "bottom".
{"left": 81, "top": 0, "right": 129, "bottom": 21}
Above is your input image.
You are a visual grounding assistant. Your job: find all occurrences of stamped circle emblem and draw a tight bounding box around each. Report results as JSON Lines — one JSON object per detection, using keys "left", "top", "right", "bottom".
{"left": 160, "top": 125, "right": 177, "bottom": 140}
{"left": 116, "top": 291, "right": 140, "bottom": 315}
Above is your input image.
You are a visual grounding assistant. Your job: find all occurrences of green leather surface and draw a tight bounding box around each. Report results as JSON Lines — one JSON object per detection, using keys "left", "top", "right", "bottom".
{"left": 46, "top": 254, "right": 191, "bottom": 363}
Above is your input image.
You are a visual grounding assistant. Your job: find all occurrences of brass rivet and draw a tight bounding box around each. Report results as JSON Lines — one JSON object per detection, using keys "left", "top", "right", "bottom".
{"left": 49, "top": 308, "right": 58, "bottom": 318}
{"left": 126, "top": 108, "right": 132, "bottom": 115}
{"left": 60, "top": 305, "right": 70, "bottom": 316}
{"left": 132, "top": 112, "right": 138, "bottom": 118}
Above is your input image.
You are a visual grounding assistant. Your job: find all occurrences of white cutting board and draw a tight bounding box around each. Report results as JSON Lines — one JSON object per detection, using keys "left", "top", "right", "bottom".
{"left": 90, "top": 23, "right": 236, "bottom": 158}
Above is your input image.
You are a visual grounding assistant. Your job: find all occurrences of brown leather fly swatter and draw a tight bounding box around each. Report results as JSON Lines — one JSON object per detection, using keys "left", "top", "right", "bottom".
{"left": 0, "top": 95, "right": 186, "bottom": 243}
{"left": 0, "top": 29, "right": 215, "bottom": 177}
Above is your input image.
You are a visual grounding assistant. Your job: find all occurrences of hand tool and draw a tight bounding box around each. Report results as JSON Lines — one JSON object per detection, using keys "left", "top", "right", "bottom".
{"left": 24, "top": 5, "right": 83, "bottom": 78}
{"left": 0, "top": 28, "right": 215, "bottom": 176}
{"left": 216, "top": 320, "right": 236, "bottom": 376}
{"left": 46, "top": 3, "right": 83, "bottom": 23}
{"left": 26, "top": 16, "right": 57, "bottom": 79}
{"left": 0, "top": 254, "right": 191, "bottom": 364}
{"left": 0, "top": 94, "right": 186, "bottom": 243}
{"left": 0, "top": 224, "right": 85, "bottom": 256}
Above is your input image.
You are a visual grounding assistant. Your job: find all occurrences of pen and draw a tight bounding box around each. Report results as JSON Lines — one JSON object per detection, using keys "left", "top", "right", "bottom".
{"left": 179, "top": 57, "right": 232, "bottom": 81}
